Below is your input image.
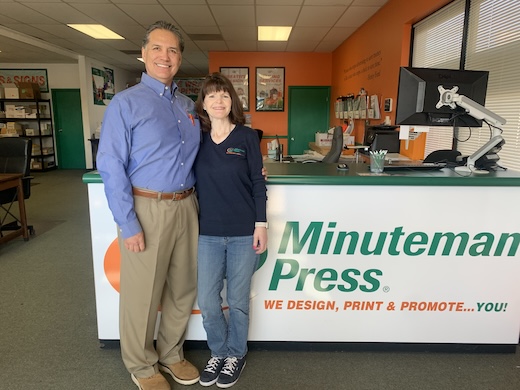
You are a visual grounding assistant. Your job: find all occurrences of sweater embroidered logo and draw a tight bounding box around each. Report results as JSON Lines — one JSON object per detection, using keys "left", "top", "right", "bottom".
{"left": 226, "top": 147, "right": 245, "bottom": 156}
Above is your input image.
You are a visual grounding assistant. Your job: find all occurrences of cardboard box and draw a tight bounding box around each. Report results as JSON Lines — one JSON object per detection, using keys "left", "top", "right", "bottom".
{"left": 315, "top": 132, "right": 332, "bottom": 147}
{"left": 42, "top": 147, "right": 54, "bottom": 155}
{"left": 6, "top": 122, "right": 22, "bottom": 131}
{"left": 25, "top": 128, "right": 37, "bottom": 136}
{"left": 5, "top": 104, "right": 26, "bottom": 117}
{"left": 31, "top": 161, "right": 42, "bottom": 170}
{"left": 3, "top": 83, "right": 19, "bottom": 98}
{"left": 17, "top": 82, "right": 41, "bottom": 99}
{"left": 0, "top": 85, "right": 4, "bottom": 98}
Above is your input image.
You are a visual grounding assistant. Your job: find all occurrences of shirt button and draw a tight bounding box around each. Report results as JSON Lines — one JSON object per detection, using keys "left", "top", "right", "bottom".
{"left": 182, "top": 140, "right": 185, "bottom": 144}
{"left": 181, "top": 162, "right": 184, "bottom": 166}
{"left": 178, "top": 120, "right": 181, "bottom": 123}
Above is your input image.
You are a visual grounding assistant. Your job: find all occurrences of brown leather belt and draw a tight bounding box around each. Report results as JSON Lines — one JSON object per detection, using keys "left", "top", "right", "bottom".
{"left": 132, "top": 187, "right": 194, "bottom": 201}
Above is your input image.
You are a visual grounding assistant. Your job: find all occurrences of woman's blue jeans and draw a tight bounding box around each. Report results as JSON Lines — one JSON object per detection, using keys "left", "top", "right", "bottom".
{"left": 197, "top": 235, "right": 259, "bottom": 358}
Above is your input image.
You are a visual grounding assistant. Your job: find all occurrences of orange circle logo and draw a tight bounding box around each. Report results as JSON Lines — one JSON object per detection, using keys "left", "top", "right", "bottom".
{"left": 103, "top": 238, "right": 121, "bottom": 292}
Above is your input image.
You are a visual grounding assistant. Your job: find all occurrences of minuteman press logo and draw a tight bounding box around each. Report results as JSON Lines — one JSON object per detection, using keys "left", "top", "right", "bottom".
{"left": 104, "top": 221, "right": 520, "bottom": 293}
{"left": 260, "top": 221, "right": 520, "bottom": 293}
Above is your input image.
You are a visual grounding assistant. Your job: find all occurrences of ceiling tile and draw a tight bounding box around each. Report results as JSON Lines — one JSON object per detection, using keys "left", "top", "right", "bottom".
{"left": 335, "top": 6, "right": 380, "bottom": 28}
{"left": 296, "top": 6, "right": 346, "bottom": 27}
{"left": 211, "top": 5, "right": 255, "bottom": 27}
{"left": 256, "top": 6, "right": 300, "bottom": 26}
{"left": 161, "top": 5, "right": 216, "bottom": 26}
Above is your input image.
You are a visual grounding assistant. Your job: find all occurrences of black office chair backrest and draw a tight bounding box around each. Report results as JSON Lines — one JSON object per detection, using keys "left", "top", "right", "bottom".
{"left": 0, "top": 137, "right": 32, "bottom": 200}
{"left": 322, "top": 126, "right": 344, "bottom": 163}
{"left": 423, "top": 149, "right": 461, "bottom": 163}
{"left": 255, "top": 129, "right": 263, "bottom": 141}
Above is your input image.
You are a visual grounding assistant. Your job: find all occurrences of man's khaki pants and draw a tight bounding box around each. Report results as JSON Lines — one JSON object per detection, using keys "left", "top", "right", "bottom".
{"left": 118, "top": 193, "right": 199, "bottom": 378}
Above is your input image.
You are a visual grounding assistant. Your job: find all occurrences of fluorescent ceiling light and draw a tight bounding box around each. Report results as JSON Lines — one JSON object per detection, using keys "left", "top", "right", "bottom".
{"left": 258, "top": 26, "right": 292, "bottom": 41}
{"left": 67, "top": 24, "right": 124, "bottom": 39}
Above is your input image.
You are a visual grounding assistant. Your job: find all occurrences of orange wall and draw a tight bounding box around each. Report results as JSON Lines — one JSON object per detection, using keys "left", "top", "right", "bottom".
{"left": 209, "top": 0, "right": 452, "bottom": 158}
{"left": 209, "top": 52, "right": 332, "bottom": 153}
{"left": 331, "top": 0, "right": 452, "bottom": 159}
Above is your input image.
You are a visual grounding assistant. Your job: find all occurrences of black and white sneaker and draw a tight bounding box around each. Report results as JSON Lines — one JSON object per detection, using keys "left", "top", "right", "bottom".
{"left": 199, "top": 357, "right": 225, "bottom": 387}
{"left": 216, "top": 356, "right": 246, "bottom": 388}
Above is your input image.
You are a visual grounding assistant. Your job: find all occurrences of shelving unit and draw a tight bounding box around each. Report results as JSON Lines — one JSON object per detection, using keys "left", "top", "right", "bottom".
{"left": 0, "top": 98, "right": 57, "bottom": 171}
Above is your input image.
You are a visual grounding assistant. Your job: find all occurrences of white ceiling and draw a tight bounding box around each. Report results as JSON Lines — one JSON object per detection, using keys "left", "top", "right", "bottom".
{"left": 0, "top": 0, "right": 389, "bottom": 78}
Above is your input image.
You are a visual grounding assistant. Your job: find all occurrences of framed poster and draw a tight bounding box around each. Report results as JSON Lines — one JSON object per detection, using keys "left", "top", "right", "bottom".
{"left": 220, "top": 67, "right": 249, "bottom": 111}
{"left": 92, "top": 67, "right": 115, "bottom": 106}
{"left": 256, "top": 67, "right": 284, "bottom": 111}
{"left": 0, "top": 68, "right": 49, "bottom": 92}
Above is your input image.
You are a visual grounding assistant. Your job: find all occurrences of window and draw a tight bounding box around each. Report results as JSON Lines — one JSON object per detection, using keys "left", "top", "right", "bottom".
{"left": 412, "top": 0, "right": 520, "bottom": 171}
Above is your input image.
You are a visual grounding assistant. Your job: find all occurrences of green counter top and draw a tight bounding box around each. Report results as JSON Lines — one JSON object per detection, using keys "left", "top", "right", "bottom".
{"left": 83, "top": 163, "right": 520, "bottom": 187}
{"left": 262, "top": 162, "right": 520, "bottom": 186}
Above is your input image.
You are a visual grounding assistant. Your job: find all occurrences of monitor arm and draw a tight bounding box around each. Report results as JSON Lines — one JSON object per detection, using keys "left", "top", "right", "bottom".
{"left": 436, "top": 86, "right": 507, "bottom": 173}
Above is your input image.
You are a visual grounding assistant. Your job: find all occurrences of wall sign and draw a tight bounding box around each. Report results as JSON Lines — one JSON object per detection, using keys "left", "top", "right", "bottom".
{"left": 0, "top": 68, "right": 49, "bottom": 92}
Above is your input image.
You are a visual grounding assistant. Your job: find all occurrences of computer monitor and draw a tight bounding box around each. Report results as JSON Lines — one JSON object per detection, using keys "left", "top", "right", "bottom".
{"left": 395, "top": 67, "right": 489, "bottom": 127}
{"left": 364, "top": 127, "right": 400, "bottom": 153}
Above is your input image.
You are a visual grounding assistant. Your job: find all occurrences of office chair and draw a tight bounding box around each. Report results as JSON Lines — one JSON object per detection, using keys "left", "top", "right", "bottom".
{"left": 255, "top": 129, "right": 263, "bottom": 142}
{"left": 302, "top": 126, "right": 344, "bottom": 163}
{"left": 423, "top": 149, "right": 461, "bottom": 164}
{"left": 0, "top": 137, "right": 35, "bottom": 237}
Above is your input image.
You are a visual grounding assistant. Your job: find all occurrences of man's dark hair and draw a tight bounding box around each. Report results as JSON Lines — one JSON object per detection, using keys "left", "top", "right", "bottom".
{"left": 142, "top": 21, "right": 185, "bottom": 53}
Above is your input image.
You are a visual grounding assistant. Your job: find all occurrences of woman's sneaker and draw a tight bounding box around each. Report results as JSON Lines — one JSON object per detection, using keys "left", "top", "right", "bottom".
{"left": 216, "top": 356, "right": 246, "bottom": 388}
{"left": 199, "top": 357, "right": 225, "bottom": 387}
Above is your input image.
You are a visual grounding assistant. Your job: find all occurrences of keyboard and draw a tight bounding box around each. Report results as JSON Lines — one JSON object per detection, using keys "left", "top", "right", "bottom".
{"left": 381, "top": 162, "right": 447, "bottom": 171}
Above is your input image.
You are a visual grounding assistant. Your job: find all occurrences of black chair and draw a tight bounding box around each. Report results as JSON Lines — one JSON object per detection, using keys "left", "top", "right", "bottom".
{"left": 302, "top": 126, "right": 344, "bottom": 163}
{"left": 0, "top": 137, "right": 35, "bottom": 237}
{"left": 255, "top": 129, "right": 263, "bottom": 141}
{"left": 424, "top": 149, "right": 461, "bottom": 163}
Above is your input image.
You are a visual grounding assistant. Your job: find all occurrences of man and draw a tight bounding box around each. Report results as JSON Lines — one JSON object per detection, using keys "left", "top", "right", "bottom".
{"left": 97, "top": 21, "right": 200, "bottom": 390}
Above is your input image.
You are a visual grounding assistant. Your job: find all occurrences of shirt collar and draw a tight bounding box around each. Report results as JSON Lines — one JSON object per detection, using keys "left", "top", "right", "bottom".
{"left": 141, "top": 72, "right": 176, "bottom": 98}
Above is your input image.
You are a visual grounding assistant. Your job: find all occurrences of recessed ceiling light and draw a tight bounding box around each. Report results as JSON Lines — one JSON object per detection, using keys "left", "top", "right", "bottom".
{"left": 67, "top": 24, "right": 124, "bottom": 40}
{"left": 258, "top": 26, "right": 292, "bottom": 41}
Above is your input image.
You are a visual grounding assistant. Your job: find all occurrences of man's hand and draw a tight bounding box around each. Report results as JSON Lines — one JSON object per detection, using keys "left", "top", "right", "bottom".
{"left": 124, "top": 232, "right": 145, "bottom": 252}
{"left": 261, "top": 166, "right": 268, "bottom": 180}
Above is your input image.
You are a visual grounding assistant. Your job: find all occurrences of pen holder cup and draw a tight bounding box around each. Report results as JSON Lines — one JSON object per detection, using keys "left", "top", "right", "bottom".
{"left": 369, "top": 151, "right": 386, "bottom": 173}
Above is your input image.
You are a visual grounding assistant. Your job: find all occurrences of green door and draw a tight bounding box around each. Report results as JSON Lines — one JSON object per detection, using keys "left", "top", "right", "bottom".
{"left": 288, "top": 86, "right": 331, "bottom": 155}
{"left": 51, "top": 89, "right": 86, "bottom": 169}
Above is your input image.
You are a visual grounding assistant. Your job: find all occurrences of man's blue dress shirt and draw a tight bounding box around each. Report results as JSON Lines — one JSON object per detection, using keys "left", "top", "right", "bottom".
{"left": 97, "top": 72, "right": 201, "bottom": 239}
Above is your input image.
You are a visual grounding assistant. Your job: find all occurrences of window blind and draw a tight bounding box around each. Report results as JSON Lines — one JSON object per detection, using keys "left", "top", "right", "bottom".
{"left": 412, "top": 0, "right": 520, "bottom": 170}
{"left": 463, "top": 0, "right": 520, "bottom": 171}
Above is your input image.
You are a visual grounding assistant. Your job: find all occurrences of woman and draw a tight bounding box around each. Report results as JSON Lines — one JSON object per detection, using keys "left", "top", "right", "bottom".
{"left": 194, "top": 73, "right": 268, "bottom": 388}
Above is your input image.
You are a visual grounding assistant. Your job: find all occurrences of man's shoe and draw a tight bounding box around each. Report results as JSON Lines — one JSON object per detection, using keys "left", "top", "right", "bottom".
{"left": 159, "top": 359, "right": 199, "bottom": 385}
{"left": 216, "top": 357, "right": 246, "bottom": 388}
{"left": 199, "top": 357, "right": 225, "bottom": 387}
{"left": 131, "top": 372, "right": 171, "bottom": 390}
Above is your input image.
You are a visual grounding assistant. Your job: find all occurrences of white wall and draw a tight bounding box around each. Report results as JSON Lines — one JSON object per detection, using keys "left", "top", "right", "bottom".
{"left": 0, "top": 61, "right": 141, "bottom": 168}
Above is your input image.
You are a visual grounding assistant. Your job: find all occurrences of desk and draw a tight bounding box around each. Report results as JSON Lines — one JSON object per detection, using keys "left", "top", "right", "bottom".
{"left": 308, "top": 141, "right": 354, "bottom": 156}
{"left": 83, "top": 166, "right": 520, "bottom": 349}
{"left": 0, "top": 173, "right": 29, "bottom": 244}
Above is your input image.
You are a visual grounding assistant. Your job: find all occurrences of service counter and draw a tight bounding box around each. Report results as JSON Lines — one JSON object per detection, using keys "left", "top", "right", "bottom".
{"left": 83, "top": 163, "right": 520, "bottom": 347}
